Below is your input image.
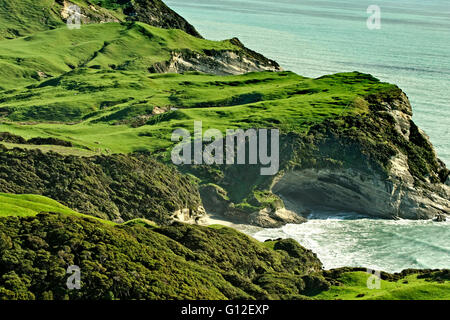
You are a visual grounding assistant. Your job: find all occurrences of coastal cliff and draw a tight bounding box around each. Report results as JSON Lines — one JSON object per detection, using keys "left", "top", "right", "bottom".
{"left": 271, "top": 89, "right": 450, "bottom": 220}
{"left": 196, "top": 78, "right": 449, "bottom": 226}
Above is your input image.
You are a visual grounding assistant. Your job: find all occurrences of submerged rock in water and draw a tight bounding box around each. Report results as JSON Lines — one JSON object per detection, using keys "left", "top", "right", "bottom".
{"left": 433, "top": 213, "right": 447, "bottom": 222}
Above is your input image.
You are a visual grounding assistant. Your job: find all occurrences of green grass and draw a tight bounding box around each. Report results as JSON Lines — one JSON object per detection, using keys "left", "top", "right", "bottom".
{"left": 0, "top": 69, "right": 394, "bottom": 156}
{"left": 0, "top": 193, "right": 77, "bottom": 217}
{"left": 0, "top": 21, "right": 238, "bottom": 90}
{"left": 314, "top": 272, "right": 450, "bottom": 300}
{"left": 207, "top": 224, "right": 228, "bottom": 230}
{"left": 0, "top": 141, "right": 98, "bottom": 156}
{"left": 262, "top": 241, "right": 277, "bottom": 250}
{"left": 123, "top": 218, "right": 158, "bottom": 228}
{"left": 0, "top": 193, "right": 115, "bottom": 225}
{"left": 0, "top": 0, "right": 64, "bottom": 40}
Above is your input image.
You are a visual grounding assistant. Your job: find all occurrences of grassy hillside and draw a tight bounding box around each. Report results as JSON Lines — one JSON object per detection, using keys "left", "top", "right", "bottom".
{"left": 0, "top": 193, "right": 116, "bottom": 225}
{"left": 0, "top": 22, "right": 237, "bottom": 91}
{"left": 0, "top": 0, "right": 64, "bottom": 40}
{"left": 0, "top": 70, "right": 394, "bottom": 152}
{"left": 316, "top": 271, "right": 450, "bottom": 300}
{"left": 0, "top": 193, "right": 78, "bottom": 217}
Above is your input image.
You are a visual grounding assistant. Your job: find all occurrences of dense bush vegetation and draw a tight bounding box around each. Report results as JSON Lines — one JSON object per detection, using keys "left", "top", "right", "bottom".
{"left": 0, "top": 147, "right": 201, "bottom": 223}
{"left": 1, "top": 212, "right": 447, "bottom": 300}
{"left": 0, "top": 213, "right": 326, "bottom": 300}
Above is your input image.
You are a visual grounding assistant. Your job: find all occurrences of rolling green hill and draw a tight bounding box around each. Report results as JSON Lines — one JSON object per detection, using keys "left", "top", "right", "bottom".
{"left": 0, "top": 21, "right": 239, "bottom": 91}
{"left": 0, "top": 193, "right": 79, "bottom": 217}
{"left": 0, "top": 193, "right": 116, "bottom": 225}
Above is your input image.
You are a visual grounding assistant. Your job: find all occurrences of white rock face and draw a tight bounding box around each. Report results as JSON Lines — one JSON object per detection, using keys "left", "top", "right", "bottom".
{"left": 150, "top": 49, "right": 282, "bottom": 76}
{"left": 272, "top": 166, "right": 449, "bottom": 219}
{"left": 60, "top": 1, "right": 120, "bottom": 25}
{"left": 249, "top": 207, "right": 306, "bottom": 228}
{"left": 199, "top": 184, "right": 304, "bottom": 228}
{"left": 172, "top": 206, "right": 208, "bottom": 225}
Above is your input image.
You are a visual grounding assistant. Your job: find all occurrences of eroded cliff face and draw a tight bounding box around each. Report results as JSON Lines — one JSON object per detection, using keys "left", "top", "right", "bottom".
{"left": 197, "top": 87, "right": 449, "bottom": 226}
{"left": 149, "top": 48, "right": 282, "bottom": 75}
{"left": 125, "top": 0, "right": 202, "bottom": 38}
{"left": 272, "top": 165, "right": 449, "bottom": 219}
{"left": 272, "top": 91, "right": 450, "bottom": 220}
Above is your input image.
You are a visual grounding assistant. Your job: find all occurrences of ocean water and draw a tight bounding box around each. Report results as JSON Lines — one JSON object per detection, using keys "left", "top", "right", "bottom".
{"left": 235, "top": 213, "right": 450, "bottom": 273}
{"left": 167, "top": 0, "right": 450, "bottom": 272}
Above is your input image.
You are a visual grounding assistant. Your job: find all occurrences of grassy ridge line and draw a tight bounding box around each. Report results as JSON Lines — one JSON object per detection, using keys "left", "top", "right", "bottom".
{"left": 0, "top": 22, "right": 238, "bottom": 91}
{"left": 0, "top": 193, "right": 115, "bottom": 225}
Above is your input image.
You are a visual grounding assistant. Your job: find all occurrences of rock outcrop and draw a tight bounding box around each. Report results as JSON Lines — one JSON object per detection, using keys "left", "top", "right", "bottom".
{"left": 272, "top": 165, "right": 449, "bottom": 220}
{"left": 149, "top": 47, "right": 282, "bottom": 75}
{"left": 60, "top": 0, "right": 121, "bottom": 25}
{"left": 125, "top": 0, "right": 202, "bottom": 38}
{"left": 171, "top": 206, "right": 208, "bottom": 225}
{"left": 149, "top": 38, "right": 282, "bottom": 75}
{"left": 200, "top": 184, "right": 305, "bottom": 228}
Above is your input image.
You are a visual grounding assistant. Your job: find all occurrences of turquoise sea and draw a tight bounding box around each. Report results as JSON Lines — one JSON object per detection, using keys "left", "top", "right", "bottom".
{"left": 167, "top": 0, "right": 450, "bottom": 272}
